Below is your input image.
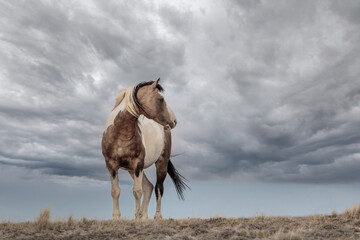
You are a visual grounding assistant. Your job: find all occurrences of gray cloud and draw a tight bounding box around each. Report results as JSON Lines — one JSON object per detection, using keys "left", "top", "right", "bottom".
{"left": 0, "top": 0, "right": 360, "bottom": 185}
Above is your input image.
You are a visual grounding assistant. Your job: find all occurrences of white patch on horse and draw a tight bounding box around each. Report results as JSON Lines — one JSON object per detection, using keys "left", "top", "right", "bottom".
{"left": 104, "top": 100, "right": 125, "bottom": 131}
{"left": 138, "top": 115, "right": 165, "bottom": 168}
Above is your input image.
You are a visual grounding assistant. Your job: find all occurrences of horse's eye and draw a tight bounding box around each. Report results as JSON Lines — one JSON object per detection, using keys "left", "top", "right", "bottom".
{"left": 158, "top": 97, "right": 164, "bottom": 102}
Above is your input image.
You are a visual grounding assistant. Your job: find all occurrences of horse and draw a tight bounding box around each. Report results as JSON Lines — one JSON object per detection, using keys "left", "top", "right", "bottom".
{"left": 101, "top": 78, "right": 188, "bottom": 220}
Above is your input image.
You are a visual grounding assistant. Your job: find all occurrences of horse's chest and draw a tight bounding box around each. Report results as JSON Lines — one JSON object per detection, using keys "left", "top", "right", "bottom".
{"left": 138, "top": 116, "right": 165, "bottom": 168}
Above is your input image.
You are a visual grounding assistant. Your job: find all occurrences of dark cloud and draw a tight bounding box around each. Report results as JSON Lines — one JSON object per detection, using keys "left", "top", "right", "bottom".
{"left": 0, "top": 0, "right": 360, "bottom": 185}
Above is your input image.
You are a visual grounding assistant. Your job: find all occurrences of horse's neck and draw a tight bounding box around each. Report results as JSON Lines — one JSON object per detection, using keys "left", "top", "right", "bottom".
{"left": 114, "top": 110, "right": 139, "bottom": 139}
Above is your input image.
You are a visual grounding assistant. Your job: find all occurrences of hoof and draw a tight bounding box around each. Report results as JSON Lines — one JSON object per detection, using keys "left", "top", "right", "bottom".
{"left": 135, "top": 211, "right": 142, "bottom": 220}
{"left": 140, "top": 213, "right": 149, "bottom": 221}
{"left": 154, "top": 212, "right": 162, "bottom": 220}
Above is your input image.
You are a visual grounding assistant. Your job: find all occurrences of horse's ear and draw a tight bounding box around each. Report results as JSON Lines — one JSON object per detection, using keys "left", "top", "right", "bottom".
{"left": 152, "top": 78, "right": 160, "bottom": 88}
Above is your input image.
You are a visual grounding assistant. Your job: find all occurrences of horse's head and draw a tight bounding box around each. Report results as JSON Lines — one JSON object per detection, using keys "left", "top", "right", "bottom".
{"left": 134, "top": 78, "right": 177, "bottom": 129}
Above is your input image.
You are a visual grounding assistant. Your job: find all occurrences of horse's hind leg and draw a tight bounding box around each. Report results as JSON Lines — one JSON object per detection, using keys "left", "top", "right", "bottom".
{"left": 108, "top": 168, "right": 121, "bottom": 220}
{"left": 154, "top": 159, "right": 167, "bottom": 220}
{"left": 129, "top": 171, "right": 153, "bottom": 220}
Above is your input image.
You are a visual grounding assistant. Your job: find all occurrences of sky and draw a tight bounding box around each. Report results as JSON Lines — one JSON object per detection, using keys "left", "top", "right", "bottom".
{"left": 1, "top": 0, "right": 360, "bottom": 221}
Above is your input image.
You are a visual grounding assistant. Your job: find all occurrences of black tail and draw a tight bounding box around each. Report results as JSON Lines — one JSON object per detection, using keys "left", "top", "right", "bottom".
{"left": 167, "top": 160, "right": 190, "bottom": 200}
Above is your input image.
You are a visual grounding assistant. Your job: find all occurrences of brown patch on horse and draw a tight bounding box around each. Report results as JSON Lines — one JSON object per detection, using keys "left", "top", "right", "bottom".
{"left": 102, "top": 110, "right": 144, "bottom": 174}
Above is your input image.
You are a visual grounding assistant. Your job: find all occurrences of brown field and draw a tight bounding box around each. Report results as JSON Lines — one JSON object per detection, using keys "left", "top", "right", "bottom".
{"left": 1, "top": 206, "right": 360, "bottom": 240}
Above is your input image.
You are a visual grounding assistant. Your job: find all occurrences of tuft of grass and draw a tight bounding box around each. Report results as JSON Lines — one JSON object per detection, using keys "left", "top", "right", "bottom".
{"left": 35, "top": 208, "right": 50, "bottom": 231}
{"left": 81, "top": 216, "right": 88, "bottom": 224}
{"left": 331, "top": 208, "right": 337, "bottom": 217}
{"left": 67, "top": 215, "right": 74, "bottom": 227}
{"left": 342, "top": 204, "right": 360, "bottom": 219}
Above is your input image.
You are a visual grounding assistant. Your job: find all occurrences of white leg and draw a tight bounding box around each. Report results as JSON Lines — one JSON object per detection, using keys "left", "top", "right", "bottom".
{"left": 131, "top": 170, "right": 143, "bottom": 220}
{"left": 110, "top": 171, "right": 120, "bottom": 220}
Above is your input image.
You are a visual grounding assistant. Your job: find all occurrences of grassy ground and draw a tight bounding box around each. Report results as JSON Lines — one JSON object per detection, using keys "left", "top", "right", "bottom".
{"left": 1, "top": 206, "right": 360, "bottom": 240}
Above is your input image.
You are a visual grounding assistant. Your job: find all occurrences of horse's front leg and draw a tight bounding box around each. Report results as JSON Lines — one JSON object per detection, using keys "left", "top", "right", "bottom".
{"left": 130, "top": 169, "right": 144, "bottom": 220}
{"left": 108, "top": 168, "right": 121, "bottom": 220}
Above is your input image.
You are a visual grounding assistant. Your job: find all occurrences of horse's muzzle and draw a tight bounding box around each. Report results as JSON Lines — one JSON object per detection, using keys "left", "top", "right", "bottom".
{"left": 168, "top": 119, "right": 177, "bottom": 129}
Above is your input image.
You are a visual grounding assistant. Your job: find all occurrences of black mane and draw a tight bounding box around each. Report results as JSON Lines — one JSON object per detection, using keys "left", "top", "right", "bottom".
{"left": 133, "top": 80, "right": 164, "bottom": 107}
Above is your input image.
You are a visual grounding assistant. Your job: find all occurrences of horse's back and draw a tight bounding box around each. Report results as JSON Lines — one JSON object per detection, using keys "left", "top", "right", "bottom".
{"left": 138, "top": 115, "right": 165, "bottom": 168}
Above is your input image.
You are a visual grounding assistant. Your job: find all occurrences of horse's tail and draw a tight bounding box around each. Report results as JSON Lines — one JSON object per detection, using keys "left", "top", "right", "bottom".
{"left": 167, "top": 160, "right": 190, "bottom": 200}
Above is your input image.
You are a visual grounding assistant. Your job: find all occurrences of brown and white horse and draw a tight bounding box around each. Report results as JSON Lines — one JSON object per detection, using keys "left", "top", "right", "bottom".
{"left": 102, "top": 79, "right": 188, "bottom": 220}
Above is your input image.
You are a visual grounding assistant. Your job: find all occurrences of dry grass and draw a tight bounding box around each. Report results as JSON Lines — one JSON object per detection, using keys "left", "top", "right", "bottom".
{"left": 1, "top": 206, "right": 360, "bottom": 239}
{"left": 272, "top": 228, "right": 302, "bottom": 240}
{"left": 343, "top": 204, "right": 360, "bottom": 219}
{"left": 35, "top": 208, "right": 50, "bottom": 231}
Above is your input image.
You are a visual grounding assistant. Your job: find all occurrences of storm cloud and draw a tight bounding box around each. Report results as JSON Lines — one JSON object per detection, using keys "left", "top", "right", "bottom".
{"left": 1, "top": 0, "right": 360, "bottom": 185}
